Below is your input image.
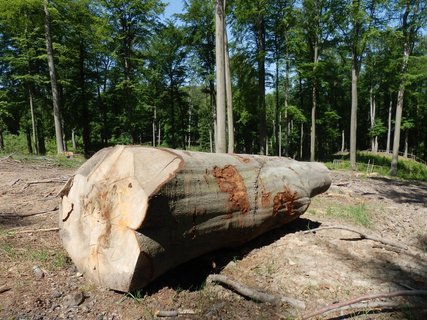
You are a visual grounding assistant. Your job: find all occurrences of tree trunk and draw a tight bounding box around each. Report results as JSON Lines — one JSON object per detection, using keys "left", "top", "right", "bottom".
{"left": 341, "top": 130, "right": 345, "bottom": 153}
{"left": 390, "top": 0, "right": 413, "bottom": 176}
{"left": 0, "top": 131, "right": 4, "bottom": 150}
{"left": 350, "top": 53, "right": 358, "bottom": 170}
{"left": 59, "top": 146, "right": 331, "bottom": 292}
{"left": 72, "top": 129, "right": 77, "bottom": 150}
{"left": 224, "top": 28, "right": 234, "bottom": 153}
{"left": 28, "top": 86, "right": 39, "bottom": 155}
{"left": 300, "top": 123, "right": 304, "bottom": 159}
{"left": 256, "top": 17, "right": 266, "bottom": 155}
{"left": 369, "top": 87, "right": 376, "bottom": 152}
{"left": 43, "top": 0, "right": 64, "bottom": 154}
{"left": 310, "top": 42, "right": 319, "bottom": 162}
{"left": 215, "top": 0, "right": 226, "bottom": 153}
{"left": 152, "top": 106, "right": 157, "bottom": 147}
{"left": 386, "top": 97, "right": 392, "bottom": 153}
{"left": 79, "top": 41, "right": 90, "bottom": 155}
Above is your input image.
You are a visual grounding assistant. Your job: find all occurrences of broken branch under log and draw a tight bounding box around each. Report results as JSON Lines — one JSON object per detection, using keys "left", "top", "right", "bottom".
{"left": 301, "top": 290, "right": 427, "bottom": 319}
{"left": 208, "top": 274, "right": 306, "bottom": 310}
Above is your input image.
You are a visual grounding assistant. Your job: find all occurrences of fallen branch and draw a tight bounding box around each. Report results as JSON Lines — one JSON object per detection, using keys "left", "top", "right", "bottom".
{"left": 302, "top": 290, "right": 427, "bottom": 319}
{"left": 13, "top": 227, "right": 59, "bottom": 234}
{"left": 27, "top": 178, "right": 68, "bottom": 185}
{"left": 207, "top": 274, "right": 306, "bottom": 310}
{"left": 302, "top": 225, "right": 408, "bottom": 251}
{"left": 155, "top": 309, "right": 196, "bottom": 317}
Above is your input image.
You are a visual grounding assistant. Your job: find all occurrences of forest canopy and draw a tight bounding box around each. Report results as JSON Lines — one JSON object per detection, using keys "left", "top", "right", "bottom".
{"left": 0, "top": 0, "right": 426, "bottom": 168}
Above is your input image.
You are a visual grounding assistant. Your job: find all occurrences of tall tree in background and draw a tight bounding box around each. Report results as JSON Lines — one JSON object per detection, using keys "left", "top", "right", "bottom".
{"left": 215, "top": 0, "right": 226, "bottom": 153}
{"left": 301, "top": 0, "right": 335, "bottom": 161}
{"left": 43, "top": 0, "right": 64, "bottom": 153}
{"left": 102, "top": 0, "right": 164, "bottom": 143}
{"left": 390, "top": 0, "right": 426, "bottom": 175}
{"left": 181, "top": 0, "right": 216, "bottom": 151}
{"left": 234, "top": 0, "right": 267, "bottom": 154}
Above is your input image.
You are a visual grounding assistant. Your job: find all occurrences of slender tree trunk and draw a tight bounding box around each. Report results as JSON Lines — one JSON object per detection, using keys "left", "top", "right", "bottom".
{"left": 79, "top": 41, "right": 90, "bottom": 155}
{"left": 43, "top": 0, "right": 64, "bottom": 154}
{"left": 310, "top": 42, "right": 319, "bottom": 162}
{"left": 257, "top": 17, "right": 267, "bottom": 155}
{"left": 341, "top": 130, "right": 345, "bottom": 152}
{"left": 215, "top": 0, "right": 226, "bottom": 153}
{"left": 390, "top": 1, "right": 413, "bottom": 176}
{"left": 72, "top": 129, "right": 77, "bottom": 150}
{"left": 188, "top": 105, "right": 191, "bottom": 149}
{"left": 350, "top": 53, "right": 358, "bottom": 170}
{"left": 26, "top": 129, "right": 32, "bottom": 154}
{"left": 152, "top": 106, "right": 157, "bottom": 147}
{"left": 169, "top": 74, "right": 176, "bottom": 148}
{"left": 224, "top": 28, "right": 234, "bottom": 153}
{"left": 386, "top": 96, "right": 392, "bottom": 153}
{"left": 0, "top": 131, "right": 4, "bottom": 150}
{"left": 28, "top": 86, "right": 39, "bottom": 154}
{"left": 300, "top": 123, "right": 304, "bottom": 160}
{"left": 283, "top": 31, "right": 290, "bottom": 157}
{"left": 369, "top": 87, "right": 376, "bottom": 152}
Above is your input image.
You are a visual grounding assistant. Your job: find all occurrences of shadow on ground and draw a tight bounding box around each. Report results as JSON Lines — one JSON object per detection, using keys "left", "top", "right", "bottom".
{"left": 370, "top": 176, "right": 427, "bottom": 206}
{"left": 140, "top": 218, "right": 321, "bottom": 295}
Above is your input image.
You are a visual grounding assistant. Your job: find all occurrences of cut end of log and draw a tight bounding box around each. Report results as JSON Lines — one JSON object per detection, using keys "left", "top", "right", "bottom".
{"left": 59, "top": 146, "right": 331, "bottom": 291}
{"left": 59, "top": 146, "right": 183, "bottom": 290}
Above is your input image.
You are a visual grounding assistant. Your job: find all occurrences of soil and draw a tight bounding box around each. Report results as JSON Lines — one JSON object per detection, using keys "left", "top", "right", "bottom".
{"left": 0, "top": 156, "right": 426, "bottom": 320}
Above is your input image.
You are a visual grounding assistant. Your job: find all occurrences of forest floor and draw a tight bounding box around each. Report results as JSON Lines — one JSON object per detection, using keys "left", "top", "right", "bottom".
{"left": 0, "top": 155, "right": 426, "bottom": 320}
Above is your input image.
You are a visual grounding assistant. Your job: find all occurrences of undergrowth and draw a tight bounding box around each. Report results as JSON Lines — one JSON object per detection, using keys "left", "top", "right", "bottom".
{"left": 327, "top": 151, "right": 427, "bottom": 181}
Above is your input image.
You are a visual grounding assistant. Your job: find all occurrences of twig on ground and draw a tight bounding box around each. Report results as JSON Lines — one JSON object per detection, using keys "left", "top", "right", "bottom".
{"left": 155, "top": 309, "right": 196, "bottom": 317}
{"left": 27, "top": 178, "right": 68, "bottom": 185}
{"left": 207, "top": 274, "right": 306, "bottom": 310}
{"left": 0, "top": 286, "right": 11, "bottom": 294}
{"left": 12, "top": 227, "right": 59, "bottom": 234}
{"left": 0, "top": 207, "right": 59, "bottom": 219}
{"left": 9, "top": 178, "right": 20, "bottom": 187}
{"left": 301, "top": 290, "right": 427, "bottom": 319}
{"left": 302, "top": 225, "right": 408, "bottom": 250}
{"left": 0, "top": 153, "right": 14, "bottom": 161}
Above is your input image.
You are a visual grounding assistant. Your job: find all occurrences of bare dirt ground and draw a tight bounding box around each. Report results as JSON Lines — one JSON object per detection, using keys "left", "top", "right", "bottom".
{"left": 0, "top": 156, "right": 426, "bottom": 320}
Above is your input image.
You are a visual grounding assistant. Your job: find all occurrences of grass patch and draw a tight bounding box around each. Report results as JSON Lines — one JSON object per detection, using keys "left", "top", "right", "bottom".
{"left": 324, "top": 203, "right": 372, "bottom": 227}
{"left": 327, "top": 151, "right": 427, "bottom": 181}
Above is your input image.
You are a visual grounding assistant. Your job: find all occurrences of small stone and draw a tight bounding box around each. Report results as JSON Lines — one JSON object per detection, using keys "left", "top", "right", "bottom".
{"left": 68, "top": 264, "right": 78, "bottom": 274}
{"left": 32, "top": 265, "right": 44, "bottom": 280}
{"left": 62, "top": 291, "right": 84, "bottom": 307}
{"left": 52, "top": 289, "right": 62, "bottom": 298}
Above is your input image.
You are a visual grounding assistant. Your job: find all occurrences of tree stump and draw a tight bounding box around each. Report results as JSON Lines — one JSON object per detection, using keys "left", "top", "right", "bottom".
{"left": 59, "top": 146, "right": 331, "bottom": 291}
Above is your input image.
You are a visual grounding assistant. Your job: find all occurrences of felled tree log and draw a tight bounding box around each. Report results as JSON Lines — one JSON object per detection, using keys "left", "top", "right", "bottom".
{"left": 59, "top": 146, "right": 331, "bottom": 292}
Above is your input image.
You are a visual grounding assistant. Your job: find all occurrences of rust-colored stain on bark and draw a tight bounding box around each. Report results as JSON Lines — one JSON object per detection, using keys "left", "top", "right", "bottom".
{"left": 212, "top": 165, "right": 250, "bottom": 214}
{"left": 272, "top": 186, "right": 298, "bottom": 216}
{"left": 261, "top": 190, "right": 271, "bottom": 207}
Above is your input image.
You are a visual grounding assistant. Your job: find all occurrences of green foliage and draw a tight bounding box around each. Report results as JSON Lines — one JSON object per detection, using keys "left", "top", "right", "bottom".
{"left": 0, "top": 0, "right": 426, "bottom": 168}
{"left": 328, "top": 151, "right": 427, "bottom": 181}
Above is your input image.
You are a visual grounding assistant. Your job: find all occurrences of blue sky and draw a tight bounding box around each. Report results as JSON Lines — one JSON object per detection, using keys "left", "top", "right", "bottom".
{"left": 164, "top": 0, "right": 184, "bottom": 19}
